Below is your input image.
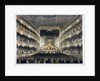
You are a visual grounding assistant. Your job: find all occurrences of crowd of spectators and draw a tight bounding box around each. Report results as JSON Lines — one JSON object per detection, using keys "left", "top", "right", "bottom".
{"left": 63, "top": 48, "right": 82, "bottom": 55}
{"left": 17, "top": 35, "right": 38, "bottom": 47}
{"left": 61, "top": 24, "right": 82, "bottom": 41}
{"left": 62, "top": 38, "right": 82, "bottom": 48}
{"left": 17, "top": 48, "right": 36, "bottom": 55}
{"left": 17, "top": 21, "right": 38, "bottom": 40}
{"left": 17, "top": 53, "right": 82, "bottom": 64}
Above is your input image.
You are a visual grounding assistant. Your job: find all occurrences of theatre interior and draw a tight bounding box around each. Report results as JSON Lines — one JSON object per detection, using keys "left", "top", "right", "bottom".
{"left": 17, "top": 15, "right": 82, "bottom": 64}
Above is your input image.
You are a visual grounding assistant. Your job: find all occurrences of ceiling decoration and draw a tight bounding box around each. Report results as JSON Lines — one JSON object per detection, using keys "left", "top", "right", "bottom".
{"left": 18, "top": 15, "right": 79, "bottom": 28}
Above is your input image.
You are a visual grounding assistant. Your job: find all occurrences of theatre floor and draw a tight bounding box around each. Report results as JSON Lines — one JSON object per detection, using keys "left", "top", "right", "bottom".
{"left": 17, "top": 53, "right": 82, "bottom": 64}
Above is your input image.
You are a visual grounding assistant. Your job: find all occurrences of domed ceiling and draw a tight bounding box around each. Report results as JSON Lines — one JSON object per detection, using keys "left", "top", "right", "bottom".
{"left": 18, "top": 15, "right": 79, "bottom": 28}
